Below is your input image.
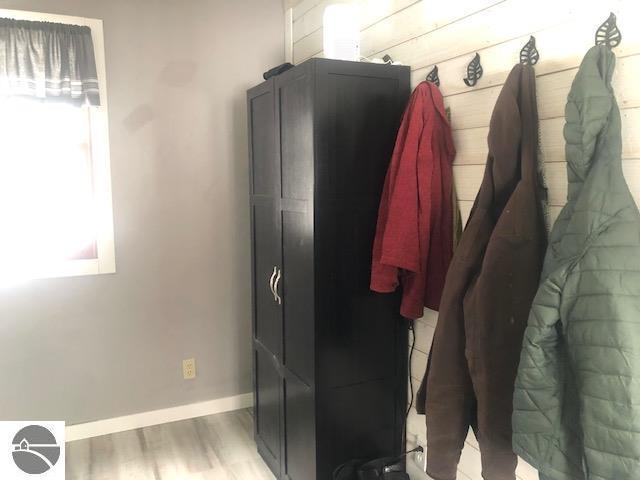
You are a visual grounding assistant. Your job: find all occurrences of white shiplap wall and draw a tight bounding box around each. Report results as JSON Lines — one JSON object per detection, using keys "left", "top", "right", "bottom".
{"left": 289, "top": 1, "right": 640, "bottom": 479}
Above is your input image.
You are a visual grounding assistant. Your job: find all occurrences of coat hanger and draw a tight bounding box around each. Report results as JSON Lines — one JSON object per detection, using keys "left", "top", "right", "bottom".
{"left": 595, "top": 12, "right": 621, "bottom": 48}
{"left": 463, "top": 53, "right": 483, "bottom": 87}
{"left": 425, "top": 65, "right": 440, "bottom": 86}
{"left": 382, "top": 54, "right": 394, "bottom": 64}
{"left": 519, "top": 36, "right": 539, "bottom": 65}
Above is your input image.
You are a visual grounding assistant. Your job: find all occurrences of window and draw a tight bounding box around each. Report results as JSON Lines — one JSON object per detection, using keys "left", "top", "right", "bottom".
{"left": 0, "top": 9, "right": 114, "bottom": 284}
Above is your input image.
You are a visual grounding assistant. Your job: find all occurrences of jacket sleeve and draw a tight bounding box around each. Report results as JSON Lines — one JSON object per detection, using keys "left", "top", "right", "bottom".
{"left": 512, "top": 270, "right": 566, "bottom": 469}
{"left": 370, "top": 90, "right": 423, "bottom": 292}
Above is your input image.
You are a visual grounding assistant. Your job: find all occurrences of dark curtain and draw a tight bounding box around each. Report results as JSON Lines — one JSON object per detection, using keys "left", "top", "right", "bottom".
{"left": 0, "top": 18, "right": 100, "bottom": 105}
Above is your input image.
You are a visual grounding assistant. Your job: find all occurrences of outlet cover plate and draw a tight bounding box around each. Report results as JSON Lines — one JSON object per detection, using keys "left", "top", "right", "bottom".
{"left": 183, "top": 358, "right": 196, "bottom": 379}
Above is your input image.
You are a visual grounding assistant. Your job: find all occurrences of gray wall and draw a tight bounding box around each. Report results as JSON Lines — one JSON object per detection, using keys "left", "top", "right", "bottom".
{"left": 0, "top": 0, "right": 284, "bottom": 424}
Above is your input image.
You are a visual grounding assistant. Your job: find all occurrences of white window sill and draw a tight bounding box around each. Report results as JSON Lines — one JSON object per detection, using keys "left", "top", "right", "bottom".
{"left": 1, "top": 257, "right": 116, "bottom": 286}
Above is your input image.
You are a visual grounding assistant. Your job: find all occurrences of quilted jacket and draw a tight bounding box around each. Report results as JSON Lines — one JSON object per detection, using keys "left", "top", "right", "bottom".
{"left": 512, "top": 46, "right": 640, "bottom": 479}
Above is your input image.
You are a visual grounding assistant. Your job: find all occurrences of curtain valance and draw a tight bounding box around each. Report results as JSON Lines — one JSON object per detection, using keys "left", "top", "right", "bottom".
{"left": 0, "top": 18, "right": 100, "bottom": 105}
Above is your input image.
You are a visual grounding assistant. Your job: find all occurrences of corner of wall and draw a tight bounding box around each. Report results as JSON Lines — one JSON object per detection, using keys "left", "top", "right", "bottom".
{"left": 285, "top": 7, "right": 294, "bottom": 63}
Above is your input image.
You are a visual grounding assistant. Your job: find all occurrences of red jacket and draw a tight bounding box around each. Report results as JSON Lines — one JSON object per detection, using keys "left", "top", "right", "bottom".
{"left": 370, "top": 82, "right": 455, "bottom": 319}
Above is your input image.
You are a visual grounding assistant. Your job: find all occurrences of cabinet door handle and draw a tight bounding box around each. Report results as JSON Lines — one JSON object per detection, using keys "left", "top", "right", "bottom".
{"left": 269, "top": 266, "right": 278, "bottom": 301}
{"left": 273, "top": 268, "right": 282, "bottom": 305}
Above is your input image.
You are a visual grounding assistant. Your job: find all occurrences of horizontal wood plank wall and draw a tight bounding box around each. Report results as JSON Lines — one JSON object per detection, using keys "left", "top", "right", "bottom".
{"left": 291, "top": 1, "right": 640, "bottom": 479}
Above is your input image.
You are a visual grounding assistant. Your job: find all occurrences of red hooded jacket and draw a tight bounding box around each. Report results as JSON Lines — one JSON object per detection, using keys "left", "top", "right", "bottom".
{"left": 370, "top": 81, "right": 455, "bottom": 319}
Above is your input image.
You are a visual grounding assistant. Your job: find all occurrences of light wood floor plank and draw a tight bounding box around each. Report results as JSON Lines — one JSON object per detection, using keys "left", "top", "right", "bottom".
{"left": 65, "top": 408, "right": 274, "bottom": 480}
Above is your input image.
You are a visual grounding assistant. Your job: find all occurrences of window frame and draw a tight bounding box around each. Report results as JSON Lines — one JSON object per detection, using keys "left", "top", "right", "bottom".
{"left": 0, "top": 8, "right": 116, "bottom": 280}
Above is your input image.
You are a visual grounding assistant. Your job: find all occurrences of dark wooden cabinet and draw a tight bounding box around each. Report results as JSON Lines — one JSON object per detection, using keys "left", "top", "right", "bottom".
{"left": 247, "top": 58, "right": 410, "bottom": 480}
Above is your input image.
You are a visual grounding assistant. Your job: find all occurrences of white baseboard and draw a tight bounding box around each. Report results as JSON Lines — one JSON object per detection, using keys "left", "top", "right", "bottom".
{"left": 65, "top": 392, "right": 253, "bottom": 442}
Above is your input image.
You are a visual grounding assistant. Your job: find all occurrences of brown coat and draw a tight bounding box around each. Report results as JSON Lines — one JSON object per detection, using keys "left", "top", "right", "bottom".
{"left": 416, "top": 64, "right": 547, "bottom": 480}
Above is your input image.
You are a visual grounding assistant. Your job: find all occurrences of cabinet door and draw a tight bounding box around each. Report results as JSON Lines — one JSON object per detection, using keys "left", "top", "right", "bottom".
{"left": 248, "top": 81, "right": 283, "bottom": 359}
{"left": 248, "top": 80, "right": 284, "bottom": 480}
{"left": 275, "top": 65, "right": 315, "bottom": 386}
{"left": 275, "top": 64, "right": 317, "bottom": 479}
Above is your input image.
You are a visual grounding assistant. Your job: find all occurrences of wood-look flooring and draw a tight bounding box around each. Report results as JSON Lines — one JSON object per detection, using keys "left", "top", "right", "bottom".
{"left": 66, "top": 408, "right": 275, "bottom": 480}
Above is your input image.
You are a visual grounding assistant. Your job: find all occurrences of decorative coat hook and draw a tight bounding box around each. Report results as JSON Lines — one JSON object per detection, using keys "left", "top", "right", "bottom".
{"left": 463, "top": 53, "right": 483, "bottom": 87}
{"left": 382, "top": 54, "right": 394, "bottom": 64}
{"left": 595, "top": 12, "right": 621, "bottom": 48}
{"left": 520, "top": 36, "right": 539, "bottom": 65}
{"left": 426, "top": 65, "right": 440, "bottom": 86}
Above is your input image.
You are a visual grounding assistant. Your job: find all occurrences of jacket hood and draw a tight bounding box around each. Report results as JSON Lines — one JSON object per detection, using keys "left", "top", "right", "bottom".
{"left": 564, "top": 45, "right": 620, "bottom": 181}
{"left": 481, "top": 63, "right": 538, "bottom": 216}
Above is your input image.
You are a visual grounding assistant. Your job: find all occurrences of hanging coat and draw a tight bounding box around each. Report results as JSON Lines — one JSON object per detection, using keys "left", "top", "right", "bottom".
{"left": 416, "top": 64, "right": 547, "bottom": 480}
{"left": 370, "top": 81, "right": 456, "bottom": 318}
{"left": 512, "top": 46, "right": 640, "bottom": 480}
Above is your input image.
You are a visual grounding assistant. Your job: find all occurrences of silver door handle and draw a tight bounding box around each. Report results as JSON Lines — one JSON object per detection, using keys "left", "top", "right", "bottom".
{"left": 273, "top": 268, "right": 282, "bottom": 305}
{"left": 269, "top": 266, "right": 278, "bottom": 301}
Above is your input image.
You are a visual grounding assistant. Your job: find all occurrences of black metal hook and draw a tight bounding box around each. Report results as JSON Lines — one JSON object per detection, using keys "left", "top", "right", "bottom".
{"left": 595, "top": 12, "right": 621, "bottom": 48}
{"left": 426, "top": 65, "right": 440, "bottom": 86}
{"left": 463, "top": 53, "right": 483, "bottom": 87}
{"left": 520, "top": 36, "right": 539, "bottom": 66}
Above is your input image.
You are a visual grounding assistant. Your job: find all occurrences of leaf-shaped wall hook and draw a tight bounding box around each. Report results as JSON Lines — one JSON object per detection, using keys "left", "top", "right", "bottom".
{"left": 520, "top": 36, "right": 540, "bottom": 65}
{"left": 463, "top": 53, "right": 483, "bottom": 87}
{"left": 595, "top": 12, "right": 621, "bottom": 48}
{"left": 426, "top": 65, "right": 440, "bottom": 86}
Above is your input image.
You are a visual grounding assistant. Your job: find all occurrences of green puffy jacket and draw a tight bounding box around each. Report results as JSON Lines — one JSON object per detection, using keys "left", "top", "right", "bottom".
{"left": 512, "top": 46, "right": 640, "bottom": 479}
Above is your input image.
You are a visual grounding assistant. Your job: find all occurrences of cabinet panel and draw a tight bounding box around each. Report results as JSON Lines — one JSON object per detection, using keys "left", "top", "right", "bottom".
{"left": 325, "top": 74, "right": 401, "bottom": 199}
{"left": 249, "top": 85, "right": 277, "bottom": 196}
{"left": 282, "top": 210, "right": 314, "bottom": 385}
{"left": 278, "top": 69, "right": 313, "bottom": 201}
{"left": 313, "top": 60, "right": 409, "bottom": 476}
{"left": 324, "top": 378, "right": 401, "bottom": 474}
{"left": 249, "top": 80, "right": 283, "bottom": 359}
{"left": 327, "top": 204, "right": 401, "bottom": 388}
{"left": 255, "top": 346, "right": 282, "bottom": 477}
{"left": 283, "top": 371, "right": 315, "bottom": 480}
{"left": 252, "top": 202, "right": 282, "bottom": 358}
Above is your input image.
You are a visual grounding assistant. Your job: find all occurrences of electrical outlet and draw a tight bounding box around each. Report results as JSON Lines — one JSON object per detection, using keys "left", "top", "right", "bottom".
{"left": 183, "top": 358, "right": 196, "bottom": 379}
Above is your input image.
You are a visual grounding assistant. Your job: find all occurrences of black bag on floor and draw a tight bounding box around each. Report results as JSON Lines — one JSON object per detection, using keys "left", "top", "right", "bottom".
{"left": 332, "top": 455, "right": 410, "bottom": 480}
